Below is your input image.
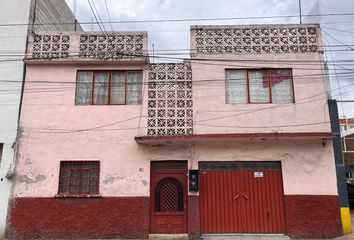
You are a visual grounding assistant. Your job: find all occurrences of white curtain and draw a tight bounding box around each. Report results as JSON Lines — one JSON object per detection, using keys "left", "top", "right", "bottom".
{"left": 271, "top": 69, "right": 293, "bottom": 103}
{"left": 249, "top": 70, "right": 270, "bottom": 103}
{"left": 75, "top": 71, "right": 93, "bottom": 105}
{"left": 127, "top": 71, "right": 142, "bottom": 104}
{"left": 93, "top": 73, "right": 109, "bottom": 104}
{"left": 111, "top": 72, "right": 126, "bottom": 104}
{"left": 226, "top": 70, "right": 247, "bottom": 103}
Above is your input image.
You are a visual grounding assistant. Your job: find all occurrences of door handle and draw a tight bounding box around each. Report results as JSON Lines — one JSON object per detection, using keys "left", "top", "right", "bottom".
{"left": 233, "top": 194, "right": 240, "bottom": 200}
{"left": 242, "top": 193, "right": 249, "bottom": 200}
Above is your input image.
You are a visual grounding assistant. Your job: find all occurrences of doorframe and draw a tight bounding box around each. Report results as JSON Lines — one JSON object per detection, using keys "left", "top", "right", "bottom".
{"left": 149, "top": 160, "right": 188, "bottom": 234}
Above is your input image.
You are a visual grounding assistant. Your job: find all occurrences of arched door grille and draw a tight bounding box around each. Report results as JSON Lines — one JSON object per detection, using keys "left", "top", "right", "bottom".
{"left": 155, "top": 178, "right": 183, "bottom": 212}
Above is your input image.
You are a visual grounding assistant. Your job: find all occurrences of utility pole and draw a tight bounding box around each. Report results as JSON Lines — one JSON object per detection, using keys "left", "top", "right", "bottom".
{"left": 299, "top": 0, "right": 302, "bottom": 24}
{"left": 328, "top": 99, "right": 352, "bottom": 234}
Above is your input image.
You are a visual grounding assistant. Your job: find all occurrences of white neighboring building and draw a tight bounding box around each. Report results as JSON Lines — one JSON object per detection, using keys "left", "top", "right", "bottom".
{"left": 0, "top": 0, "right": 81, "bottom": 238}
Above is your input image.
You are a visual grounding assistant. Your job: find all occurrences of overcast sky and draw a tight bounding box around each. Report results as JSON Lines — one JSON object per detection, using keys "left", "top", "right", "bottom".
{"left": 65, "top": 0, "right": 354, "bottom": 117}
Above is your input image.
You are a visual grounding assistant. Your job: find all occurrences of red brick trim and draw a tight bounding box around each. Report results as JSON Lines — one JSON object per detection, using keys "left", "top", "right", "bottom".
{"left": 7, "top": 195, "right": 342, "bottom": 239}
{"left": 7, "top": 197, "right": 149, "bottom": 239}
{"left": 284, "top": 195, "right": 342, "bottom": 239}
{"left": 188, "top": 195, "right": 200, "bottom": 238}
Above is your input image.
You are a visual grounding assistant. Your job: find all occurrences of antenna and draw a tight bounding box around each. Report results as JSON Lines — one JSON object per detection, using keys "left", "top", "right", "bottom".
{"left": 299, "top": 0, "right": 302, "bottom": 24}
{"left": 72, "top": 0, "right": 78, "bottom": 31}
{"left": 152, "top": 43, "right": 155, "bottom": 64}
{"left": 303, "top": 0, "right": 321, "bottom": 24}
{"left": 73, "top": 0, "right": 77, "bottom": 17}
{"left": 73, "top": 0, "right": 78, "bottom": 17}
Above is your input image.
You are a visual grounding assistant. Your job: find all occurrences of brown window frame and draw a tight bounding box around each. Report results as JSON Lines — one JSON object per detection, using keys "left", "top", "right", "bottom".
{"left": 75, "top": 70, "right": 143, "bottom": 105}
{"left": 57, "top": 161, "right": 100, "bottom": 197}
{"left": 225, "top": 68, "right": 295, "bottom": 104}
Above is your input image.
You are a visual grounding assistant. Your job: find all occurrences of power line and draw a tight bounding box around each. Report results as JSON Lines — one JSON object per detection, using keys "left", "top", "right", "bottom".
{"left": 2, "top": 50, "right": 354, "bottom": 65}
{"left": 0, "top": 70, "right": 353, "bottom": 87}
{"left": 193, "top": 81, "right": 354, "bottom": 123}
{"left": 90, "top": 0, "right": 109, "bottom": 34}
{"left": 322, "top": 30, "right": 354, "bottom": 50}
{"left": 87, "top": 0, "right": 105, "bottom": 34}
{"left": 322, "top": 27, "right": 354, "bottom": 35}
{"left": 11, "top": 79, "right": 354, "bottom": 133}
{"left": 1, "top": 12, "right": 354, "bottom": 27}
{"left": 103, "top": 0, "right": 113, "bottom": 32}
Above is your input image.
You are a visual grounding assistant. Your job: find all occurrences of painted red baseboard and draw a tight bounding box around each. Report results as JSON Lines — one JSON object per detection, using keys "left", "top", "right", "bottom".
{"left": 188, "top": 195, "right": 200, "bottom": 238}
{"left": 284, "top": 195, "right": 342, "bottom": 239}
{"left": 7, "top": 195, "right": 342, "bottom": 239}
{"left": 7, "top": 197, "right": 149, "bottom": 239}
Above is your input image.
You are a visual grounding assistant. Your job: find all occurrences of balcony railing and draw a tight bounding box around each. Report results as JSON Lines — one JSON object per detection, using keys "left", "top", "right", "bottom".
{"left": 27, "top": 32, "right": 148, "bottom": 62}
{"left": 190, "top": 24, "right": 321, "bottom": 56}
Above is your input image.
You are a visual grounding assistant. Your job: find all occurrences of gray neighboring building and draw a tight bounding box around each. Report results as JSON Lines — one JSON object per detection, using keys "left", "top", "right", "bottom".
{"left": 0, "top": 0, "right": 81, "bottom": 238}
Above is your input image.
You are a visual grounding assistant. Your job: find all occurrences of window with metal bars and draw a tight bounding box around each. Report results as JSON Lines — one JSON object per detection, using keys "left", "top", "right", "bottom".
{"left": 226, "top": 68, "right": 294, "bottom": 104}
{"left": 155, "top": 178, "right": 184, "bottom": 212}
{"left": 58, "top": 161, "right": 100, "bottom": 196}
{"left": 75, "top": 70, "right": 142, "bottom": 105}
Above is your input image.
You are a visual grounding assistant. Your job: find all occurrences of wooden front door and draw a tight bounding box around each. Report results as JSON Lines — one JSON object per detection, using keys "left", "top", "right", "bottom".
{"left": 150, "top": 161, "right": 188, "bottom": 234}
{"left": 199, "top": 161, "right": 285, "bottom": 234}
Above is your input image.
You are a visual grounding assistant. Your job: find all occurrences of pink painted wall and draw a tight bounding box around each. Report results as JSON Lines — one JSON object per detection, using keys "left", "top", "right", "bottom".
{"left": 16, "top": 64, "right": 151, "bottom": 197}
{"left": 190, "top": 25, "right": 331, "bottom": 135}
{"left": 15, "top": 60, "right": 337, "bottom": 198}
{"left": 14, "top": 26, "right": 337, "bottom": 199}
{"left": 190, "top": 54, "right": 330, "bottom": 134}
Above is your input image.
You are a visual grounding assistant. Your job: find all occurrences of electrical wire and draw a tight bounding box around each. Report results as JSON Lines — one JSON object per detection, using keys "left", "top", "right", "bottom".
{"left": 87, "top": 0, "right": 105, "bottom": 34}
{"left": 103, "top": 0, "right": 114, "bottom": 33}
{"left": 15, "top": 77, "right": 354, "bottom": 134}
{"left": 1, "top": 12, "right": 354, "bottom": 27}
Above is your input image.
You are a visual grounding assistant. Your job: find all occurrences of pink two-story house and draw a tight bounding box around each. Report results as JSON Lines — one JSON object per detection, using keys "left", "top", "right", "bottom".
{"left": 7, "top": 24, "right": 342, "bottom": 239}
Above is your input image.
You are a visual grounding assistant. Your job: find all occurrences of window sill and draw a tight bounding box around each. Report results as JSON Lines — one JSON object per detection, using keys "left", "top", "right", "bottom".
{"left": 55, "top": 193, "right": 101, "bottom": 198}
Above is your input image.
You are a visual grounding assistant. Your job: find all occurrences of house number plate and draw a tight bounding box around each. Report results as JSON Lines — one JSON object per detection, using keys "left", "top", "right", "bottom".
{"left": 254, "top": 172, "right": 264, "bottom": 178}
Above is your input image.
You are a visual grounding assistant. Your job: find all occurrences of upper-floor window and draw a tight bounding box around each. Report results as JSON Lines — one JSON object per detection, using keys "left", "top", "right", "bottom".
{"left": 58, "top": 161, "right": 100, "bottom": 196}
{"left": 226, "top": 69, "right": 294, "bottom": 104}
{"left": 75, "top": 70, "right": 142, "bottom": 105}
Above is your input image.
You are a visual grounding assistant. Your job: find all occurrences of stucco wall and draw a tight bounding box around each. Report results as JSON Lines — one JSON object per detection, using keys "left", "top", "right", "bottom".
{"left": 190, "top": 25, "right": 331, "bottom": 135}
{"left": 191, "top": 53, "right": 331, "bottom": 134}
{"left": 13, "top": 64, "right": 338, "bottom": 199}
{"left": 16, "top": 64, "right": 150, "bottom": 198}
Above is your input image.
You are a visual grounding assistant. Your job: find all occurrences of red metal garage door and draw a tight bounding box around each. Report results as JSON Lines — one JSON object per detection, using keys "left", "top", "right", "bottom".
{"left": 199, "top": 161, "right": 285, "bottom": 234}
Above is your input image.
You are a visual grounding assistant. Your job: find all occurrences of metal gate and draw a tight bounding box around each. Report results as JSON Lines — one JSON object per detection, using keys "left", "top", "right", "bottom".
{"left": 199, "top": 161, "right": 285, "bottom": 234}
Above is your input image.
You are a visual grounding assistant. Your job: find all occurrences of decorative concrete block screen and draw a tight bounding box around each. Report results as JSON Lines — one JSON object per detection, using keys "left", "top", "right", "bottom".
{"left": 32, "top": 34, "right": 70, "bottom": 59}
{"left": 79, "top": 34, "right": 144, "bottom": 59}
{"left": 193, "top": 25, "right": 319, "bottom": 55}
{"left": 147, "top": 63, "right": 193, "bottom": 136}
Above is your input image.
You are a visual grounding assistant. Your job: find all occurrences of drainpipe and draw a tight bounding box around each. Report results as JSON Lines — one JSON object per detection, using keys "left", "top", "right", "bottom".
{"left": 328, "top": 99, "right": 352, "bottom": 234}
